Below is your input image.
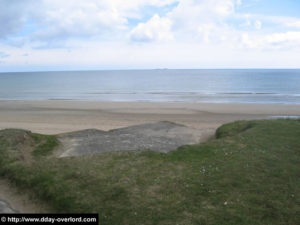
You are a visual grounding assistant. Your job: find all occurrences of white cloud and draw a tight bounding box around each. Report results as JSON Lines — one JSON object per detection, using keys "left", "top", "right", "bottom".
{"left": 198, "top": 24, "right": 216, "bottom": 43}
{"left": 0, "top": 0, "right": 37, "bottom": 38}
{"left": 130, "top": 14, "right": 173, "bottom": 42}
{"left": 169, "top": 0, "right": 235, "bottom": 31}
{"left": 0, "top": 51, "right": 9, "bottom": 58}
{"left": 30, "top": 0, "right": 128, "bottom": 44}
{"left": 236, "top": 0, "right": 242, "bottom": 5}
{"left": 242, "top": 31, "right": 300, "bottom": 49}
{"left": 286, "top": 21, "right": 300, "bottom": 28}
{"left": 2, "top": 39, "right": 300, "bottom": 71}
{"left": 197, "top": 23, "right": 237, "bottom": 44}
{"left": 264, "top": 32, "right": 300, "bottom": 44}
{"left": 1, "top": 0, "right": 177, "bottom": 45}
{"left": 1, "top": 0, "right": 300, "bottom": 70}
{"left": 241, "top": 14, "right": 300, "bottom": 30}
{"left": 254, "top": 20, "right": 262, "bottom": 30}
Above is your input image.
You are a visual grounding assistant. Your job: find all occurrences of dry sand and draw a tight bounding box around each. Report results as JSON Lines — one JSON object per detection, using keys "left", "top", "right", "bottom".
{"left": 0, "top": 100, "right": 300, "bottom": 134}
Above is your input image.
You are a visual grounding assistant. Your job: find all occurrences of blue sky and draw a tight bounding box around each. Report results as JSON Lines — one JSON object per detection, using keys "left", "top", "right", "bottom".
{"left": 0, "top": 0, "right": 300, "bottom": 72}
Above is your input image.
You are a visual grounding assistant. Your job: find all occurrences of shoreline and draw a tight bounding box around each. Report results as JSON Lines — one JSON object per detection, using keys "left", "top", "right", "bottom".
{"left": 2, "top": 99, "right": 300, "bottom": 106}
{"left": 0, "top": 100, "right": 300, "bottom": 134}
{"left": 1, "top": 99, "right": 300, "bottom": 106}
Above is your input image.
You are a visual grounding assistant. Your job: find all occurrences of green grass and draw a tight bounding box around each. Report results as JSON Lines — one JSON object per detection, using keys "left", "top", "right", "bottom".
{"left": 0, "top": 120, "right": 299, "bottom": 225}
{"left": 32, "top": 134, "right": 58, "bottom": 157}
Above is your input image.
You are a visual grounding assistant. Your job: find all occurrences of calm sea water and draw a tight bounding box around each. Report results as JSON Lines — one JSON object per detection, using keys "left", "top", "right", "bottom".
{"left": 0, "top": 69, "right": 299, "bottom": 104}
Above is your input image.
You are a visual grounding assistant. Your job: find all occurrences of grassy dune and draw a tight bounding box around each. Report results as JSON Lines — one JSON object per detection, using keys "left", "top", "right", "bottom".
{"left": 0, "top": 119, "right": 299, "bottom": 225}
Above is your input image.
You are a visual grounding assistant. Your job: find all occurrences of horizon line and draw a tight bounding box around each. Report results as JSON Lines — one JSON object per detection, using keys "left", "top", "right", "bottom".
{"left": 1, "top": 68, "right": 300, "bottom": 73}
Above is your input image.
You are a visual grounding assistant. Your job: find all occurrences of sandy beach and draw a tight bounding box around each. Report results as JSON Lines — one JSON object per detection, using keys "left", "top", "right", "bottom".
{"left": 0, "top": 100, "right": 299, "bottom": 134}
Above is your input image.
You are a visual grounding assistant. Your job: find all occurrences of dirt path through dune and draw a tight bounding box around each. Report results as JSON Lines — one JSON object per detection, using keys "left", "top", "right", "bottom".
{"left": 0, "top": 179, "right": 49, "bottom": 213}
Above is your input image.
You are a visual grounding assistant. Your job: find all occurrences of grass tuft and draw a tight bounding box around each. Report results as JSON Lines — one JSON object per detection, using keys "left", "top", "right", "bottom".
{"left": 32, "top": 134, "right": 58, "bottom": 157}
{"left": 215, "top": 120, "right": 255, "bottom": 138}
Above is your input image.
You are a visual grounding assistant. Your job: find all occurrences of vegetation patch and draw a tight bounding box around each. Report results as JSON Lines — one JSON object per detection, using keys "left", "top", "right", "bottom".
{"left": 32, "top": 134, "right": 58, "bottom": 157}
{"left": 0, "top": 119, "right": 299, "bottom": 225}
{"left": 215, "top": 120, "right": 255, "bottom": 138}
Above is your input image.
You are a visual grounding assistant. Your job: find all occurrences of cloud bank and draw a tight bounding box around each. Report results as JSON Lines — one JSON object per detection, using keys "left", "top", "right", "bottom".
{"left": 0, "top": 0, "right": 300, "bottom": 71}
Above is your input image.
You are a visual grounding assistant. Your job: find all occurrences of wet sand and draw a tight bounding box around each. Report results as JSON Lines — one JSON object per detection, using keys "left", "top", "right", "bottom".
{"left": 0, "top": 100, "right": 299, "bottom": 134}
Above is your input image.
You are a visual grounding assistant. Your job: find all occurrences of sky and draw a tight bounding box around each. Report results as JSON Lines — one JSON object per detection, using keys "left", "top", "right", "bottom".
{"left": 0, "top": 0, "right": 300, "bottom": 72}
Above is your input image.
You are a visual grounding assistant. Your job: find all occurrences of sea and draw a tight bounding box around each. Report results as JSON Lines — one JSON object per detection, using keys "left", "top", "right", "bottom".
{"left": 0, "top": 69, "right": 299, "bottom": 104}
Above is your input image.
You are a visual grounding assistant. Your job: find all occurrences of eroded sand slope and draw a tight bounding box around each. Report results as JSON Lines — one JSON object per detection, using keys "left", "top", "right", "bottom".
{"left": 57, "top": 121, "right": 214, "bottom": 157}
